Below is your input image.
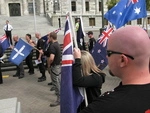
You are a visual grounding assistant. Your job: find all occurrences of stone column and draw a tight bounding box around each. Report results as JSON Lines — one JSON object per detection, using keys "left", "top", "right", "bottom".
{"left": 82, "top": 0, "right": 85, "bottom": 14}
{"left": 23, "top": 0, "right": 28, "bottom": 15}
{"left": 0, "top": 0, "right": 5, "bottom": 15}
{"left": 40, "top": 0, "right": 44, "bottom": 16}
{"left": 95, "top": 0, "right": 99, "bottom": 14}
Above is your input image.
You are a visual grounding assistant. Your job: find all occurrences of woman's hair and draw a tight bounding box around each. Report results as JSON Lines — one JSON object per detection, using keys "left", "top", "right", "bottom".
{"left": 80, "top": 50, "right": 102, "bottom": 76}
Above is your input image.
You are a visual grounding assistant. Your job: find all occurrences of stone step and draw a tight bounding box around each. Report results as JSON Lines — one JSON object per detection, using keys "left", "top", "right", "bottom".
{"left": 0, "top": 15, "right": 64, "bottom": 39}
{"left": 0, "top": 97, "right": 21, "bottom": 113}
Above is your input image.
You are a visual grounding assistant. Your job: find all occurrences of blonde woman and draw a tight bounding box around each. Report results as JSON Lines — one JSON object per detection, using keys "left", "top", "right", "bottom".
{"left": 73, "top": 48, "right": 106, "bottom": 112}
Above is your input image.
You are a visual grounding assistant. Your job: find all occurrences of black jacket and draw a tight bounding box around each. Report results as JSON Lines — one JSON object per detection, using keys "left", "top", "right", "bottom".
{"left": 72, "top": 58, "right": 105, "bottom": 112}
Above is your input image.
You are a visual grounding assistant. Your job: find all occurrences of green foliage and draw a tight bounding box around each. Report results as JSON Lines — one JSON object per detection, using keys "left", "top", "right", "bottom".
{"left": 106, "top": 0, "right": 119, "bottom": 10}
{"left": 146, "top": 0, "right": 150, "bottom": 11}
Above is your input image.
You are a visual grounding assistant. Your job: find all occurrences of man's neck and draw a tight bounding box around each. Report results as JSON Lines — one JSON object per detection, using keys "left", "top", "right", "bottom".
{"left": 52, "top": 40, "right": 57, "bottom": 43}
{"left": 122, "top": 74, "right": 150, "bottom": 85}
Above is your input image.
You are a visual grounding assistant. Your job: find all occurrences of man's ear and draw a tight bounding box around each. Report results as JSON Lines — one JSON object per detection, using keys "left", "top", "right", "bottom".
{"left": 120, "top": 55, "right": 128, "bottom": 67}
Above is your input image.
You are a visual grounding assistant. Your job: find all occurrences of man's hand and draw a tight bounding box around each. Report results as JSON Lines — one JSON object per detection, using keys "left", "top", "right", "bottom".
{"left": 73, "top": 48, "right": 81, "bottom": 59}
{"left": 39, "top": 50, "right": 44, "bottom": 55}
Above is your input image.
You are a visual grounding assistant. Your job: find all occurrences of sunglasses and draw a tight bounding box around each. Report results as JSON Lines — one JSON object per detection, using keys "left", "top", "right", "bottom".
{"left": 107, "top": 50, "right": 134, "bottom": 60}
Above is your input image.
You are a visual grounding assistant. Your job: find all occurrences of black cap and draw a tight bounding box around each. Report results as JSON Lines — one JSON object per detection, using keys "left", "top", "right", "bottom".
{"left": 86, "top": 31, "right": 93, "bottom": 35}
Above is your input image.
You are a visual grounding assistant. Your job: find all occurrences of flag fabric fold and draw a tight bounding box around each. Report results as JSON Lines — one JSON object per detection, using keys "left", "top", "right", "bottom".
{"left": 91, "top": 24, "right": 114, "bottom": 70}
{"left": 42, "top": 28, "right": 61, "bottom": 49}
{"left": 104, "top": 0, "right": 147, "bottom": 29}
{"left": 60, "top": 16, "right": 83, "bottom": 113}
{"left": 41, "top": 28, "right": 61, "bottom": 43}
{"left": 0, "top": 35, "right": 10, "bottom": 52}
{"left": 9, "top": 38, "right": 33, "bottom": 65}
{"left": 76, "top": 17, "right": 86, "bottom": 50}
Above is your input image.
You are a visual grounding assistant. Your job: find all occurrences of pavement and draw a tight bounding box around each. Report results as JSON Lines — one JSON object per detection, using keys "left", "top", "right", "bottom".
{"left": 0, "top": 15, "right": 121, "bottom": 113}
{"left": 0, "top": 67, "right": 121, "bottom": 113}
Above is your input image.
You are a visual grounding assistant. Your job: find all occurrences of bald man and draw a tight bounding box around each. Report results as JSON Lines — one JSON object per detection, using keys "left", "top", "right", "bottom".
{"left": 35, "top": 32, "right": 46, "bottom": 82}
{"left": 79, "top": 26, "right": 150, "bottom": 113}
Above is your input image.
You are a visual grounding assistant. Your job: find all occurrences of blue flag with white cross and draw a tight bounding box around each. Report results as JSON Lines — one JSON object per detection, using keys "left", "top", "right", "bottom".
{"left": 9, "top": 38, "right": 33, "bottom": 65}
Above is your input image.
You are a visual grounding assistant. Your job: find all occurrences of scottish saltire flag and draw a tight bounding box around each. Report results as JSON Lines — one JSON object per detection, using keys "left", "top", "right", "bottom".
{"left": 91, "top": 24, "right": 114, "bottom": 70}
{"left": 77, "top": 17, "right": 86, "bottom": 50}
{"left": 0, "top": 35, "right": 10, "bottom": 52}
{"left": 104, "top": 0, "right": 147, "bottom": 29}
{"left": 9, "top": 38, "right": 33, "bottom": 65}
{"left": 60, "top": 16, "right": 83, "bottom": 113}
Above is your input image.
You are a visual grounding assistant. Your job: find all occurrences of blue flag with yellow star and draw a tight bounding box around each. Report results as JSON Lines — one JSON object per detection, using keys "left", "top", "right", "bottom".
{"left": 104, "top": 0, "right": 147, "bottom": 29}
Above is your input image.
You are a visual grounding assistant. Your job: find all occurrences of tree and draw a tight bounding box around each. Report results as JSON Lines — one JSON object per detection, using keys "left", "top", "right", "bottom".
{"left": 146, "top": 0, "right": 150, "bottom": 11}
{"left": 106, "top": 0, "right": 119, "bottom": 10}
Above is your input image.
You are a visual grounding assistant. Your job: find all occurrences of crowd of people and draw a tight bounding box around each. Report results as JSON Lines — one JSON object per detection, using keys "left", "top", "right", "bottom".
{"left": 0, "top": 20, "right": 62, "bottom": 106}
{"left": 1, "top": 19, "right": 150, "bottom": 112}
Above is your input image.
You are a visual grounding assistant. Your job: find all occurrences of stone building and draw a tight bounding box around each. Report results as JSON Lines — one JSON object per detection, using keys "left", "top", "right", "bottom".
{"left": 0, "top": 0, "right": 149, "bottom": 29}
{"left": 0, "top": 0, "right": 45, "bottom": 16}
{"left": 45, "top": 0, "right": 108, "bottom": 28}
{"left": 45, "top": 0, "right": 150, "bottom": 28}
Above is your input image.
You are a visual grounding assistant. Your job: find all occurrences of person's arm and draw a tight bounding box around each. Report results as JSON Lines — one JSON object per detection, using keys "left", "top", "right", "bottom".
{"left": 89, "top": 39, "right": 93, "bottom": 51}
{"left": 47, "top": 44, "right": 55, "bottom": 68}
{"left": 10, "top": 25, "right": 13, "bottom": 30}
{"left": 48, "top": 54, "right": 54, "bottom": 67}
{"left": 38, "top": 39, "right": 44, "bottom": 61}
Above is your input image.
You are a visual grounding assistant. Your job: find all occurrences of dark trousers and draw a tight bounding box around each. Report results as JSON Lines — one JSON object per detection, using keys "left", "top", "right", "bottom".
{"left": 5, "top": 31, "right": 12, "bottom": 45}
{"left": 25, "top": 51, "right": 34, "bottom": 73}
{"left": 0, "top": 63, "right": 3, "bottom": 84}
{"left": 15, "top": 62, "right": 24, "bottom": 77}
{"left": 38, "top": 58, "right": 46, "bottom": 77}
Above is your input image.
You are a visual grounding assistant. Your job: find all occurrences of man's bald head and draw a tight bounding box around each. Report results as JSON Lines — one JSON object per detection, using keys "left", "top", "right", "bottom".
{"left": 108, "top": 25, "right": 150, "bottom": 60}
{"left": 13, "top": 35, "right": 19, "bottom": 42}
{"left": 107, "top": 25, "right": 150, "bottom": 84}
{"left": 35, "top": 32, "right": 41, "bottom": 39}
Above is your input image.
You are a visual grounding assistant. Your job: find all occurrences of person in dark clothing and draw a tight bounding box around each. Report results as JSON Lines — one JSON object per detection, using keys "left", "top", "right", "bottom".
{"left": 25, "top": 34, "right": 36, "bottom": 75}
{"left": 86, "top": 31, "right": 96, "bottom": 52}
{"left": 35, "top": 32, "right": 46, "bottom": 82}
{"left": 0, "top": 43, "right": 4, "bottom": 84}
{"left": 47, "top": 32, "right": 61, "bottom": 107}
{"left": 43, "top": 37, "right": 53, "bottom": 86}
{"left": 12, "top": 35, "right": 24, "bottom": 79}
{"left": 73, "top": 48, "right": 105, "bottom": 112}
{"left": 79, "top": 26, "right": 150, "bottom": 113}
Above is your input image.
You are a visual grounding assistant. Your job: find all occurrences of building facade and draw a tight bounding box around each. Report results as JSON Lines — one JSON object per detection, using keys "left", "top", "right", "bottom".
{"left": 0, "top": 0, "right": 150, "bottom": 28}
{"left": 45, "top": 0, "right": 109, "bottom": 28}
{"left": 0, "top": 0, "right": 45, "bottom": 16}
{"left": 45, "top": 0, "right": 150, "bottom": 28}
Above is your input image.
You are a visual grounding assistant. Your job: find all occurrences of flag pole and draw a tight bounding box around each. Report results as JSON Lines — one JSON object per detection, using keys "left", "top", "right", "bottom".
{"left": 68, "top": 12, "right": 88, "bottom": 107}
{"left": 33, "top": 0, "right": 37, "bottom": 32}
{"left": 68, "top": 12, "right": 78, "bottom": 48}
{"left": 146, "top": 17, "right": 148, "bottom": 33}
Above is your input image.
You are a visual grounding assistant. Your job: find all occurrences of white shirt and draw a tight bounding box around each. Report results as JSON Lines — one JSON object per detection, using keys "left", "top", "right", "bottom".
{"left": 3, "top": 24, "right": 13, "bottom": 31}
